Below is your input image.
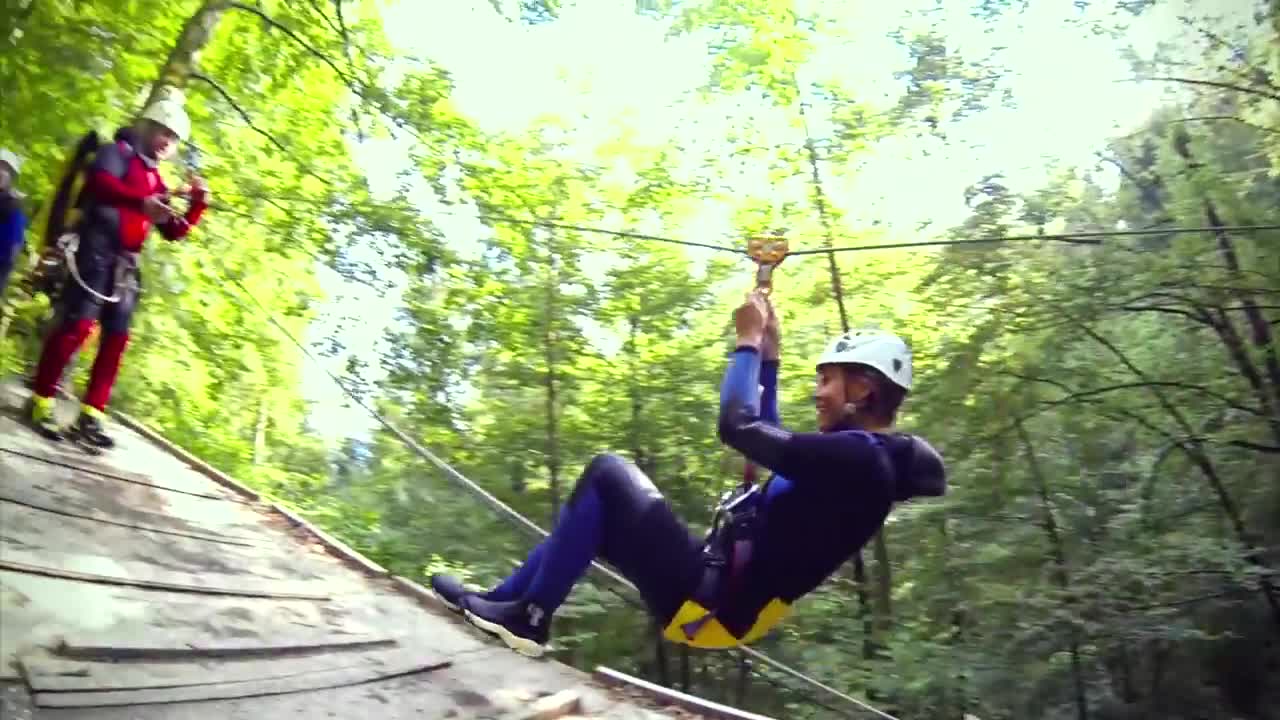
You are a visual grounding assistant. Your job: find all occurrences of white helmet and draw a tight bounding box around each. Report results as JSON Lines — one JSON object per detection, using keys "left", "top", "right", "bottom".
{"left": 816, "top": 329, "right": 913, "bottom": 391}
{"left": 0, "top": 149, "right": 21, "bottom": 175}
{"left": 138, "top": 92, "right": 191, "bottom": 141}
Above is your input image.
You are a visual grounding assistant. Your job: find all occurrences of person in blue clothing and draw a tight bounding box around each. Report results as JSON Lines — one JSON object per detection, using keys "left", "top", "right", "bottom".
{"left": 0, "top": 149, "right": 27, "bottom": 300}
{"left": 431, "top": 290, "right": 946, "bottom": 657}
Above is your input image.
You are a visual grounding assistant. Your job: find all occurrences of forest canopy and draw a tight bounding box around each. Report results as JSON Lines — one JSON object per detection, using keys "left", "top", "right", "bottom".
{"left": 1, "top": 0, "right": 1277, "bottom": 718}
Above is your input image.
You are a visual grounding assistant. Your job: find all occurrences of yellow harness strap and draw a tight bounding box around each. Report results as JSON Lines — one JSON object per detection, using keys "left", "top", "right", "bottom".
{"left": 661, "top": 597, "right": 792, "bottom": 649}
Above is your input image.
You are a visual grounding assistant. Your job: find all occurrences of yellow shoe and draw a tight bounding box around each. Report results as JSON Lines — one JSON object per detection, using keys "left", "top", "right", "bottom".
{"left": 29, "top": 395, "right": 63, "bottom": 440}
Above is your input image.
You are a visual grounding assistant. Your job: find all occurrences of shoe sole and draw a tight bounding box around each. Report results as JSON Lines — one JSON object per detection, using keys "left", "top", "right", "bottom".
{"left": 463, "top": 610, "right": 545, "bottom": 658}
{"left": 430, "top": 589, "right": 463, "bottom": 614}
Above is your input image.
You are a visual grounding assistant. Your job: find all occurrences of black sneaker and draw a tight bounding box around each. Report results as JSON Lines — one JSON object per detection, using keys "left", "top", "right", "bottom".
{"left": 429, "top": 574, "right": 476, "bottom": 614}
{"left": 462, "top": 596, "right": 551, "bottom": 658}
{"left": 74, "top": 413, "right": 115, "bottom": 449}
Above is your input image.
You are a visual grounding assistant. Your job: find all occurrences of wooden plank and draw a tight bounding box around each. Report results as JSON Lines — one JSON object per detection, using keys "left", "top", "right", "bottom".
{"left": 32, "top": 648, "right": 451, "bottom": 708}
{"left": 0, "top": 445, "right": 242, "bottom": 502}
{"left": 594, "top": 666, "right": 776, "bottom": 720}
{"left": 55, "top": 632, "right": 394, "bottom": 662}
{"left": 0, "top": 491, "right": 260, "bottom": 547}
{"left": 111, "top": 413, "right": 392, "bottom": 579}
{"left": 0, "top": 546, "right": 330, "bottom": 601}
{"left": 22, "top": 645, "right": 405, "bottom": 691}
{"left": 0, "top": 450, "right": 265, "bottom": 540}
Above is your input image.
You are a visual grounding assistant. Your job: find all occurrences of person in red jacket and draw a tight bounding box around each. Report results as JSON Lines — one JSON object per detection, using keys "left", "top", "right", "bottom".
{"left": 29, "top": 90, "right": 209, "bottom": 447}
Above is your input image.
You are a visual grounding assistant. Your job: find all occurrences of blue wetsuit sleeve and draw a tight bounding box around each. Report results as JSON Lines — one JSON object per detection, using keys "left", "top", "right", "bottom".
{"left": 719, "top": 360, "right": 886, "bottom": 487}
{"left": 720, "top": 346, "right": 762, "bottom": 419}
{"left": 759, "top": 359, "right": 779, "bottom": 426}
{"left": 1, "top": 208, "right": 24, "bottom": 264}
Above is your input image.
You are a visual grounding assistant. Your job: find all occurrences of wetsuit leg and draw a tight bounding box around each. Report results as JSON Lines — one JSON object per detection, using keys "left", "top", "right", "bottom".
{"left": 518, "top": 453, "right": 705, "bottom": 622}
{"left": 84, "top": 258, "right": 139, "bottom": 411}
{"left": 485, "top": 540, "right": 549, "bottom": 601}
{"left": 32, "top": 231, "right": 114, "bottom": 398}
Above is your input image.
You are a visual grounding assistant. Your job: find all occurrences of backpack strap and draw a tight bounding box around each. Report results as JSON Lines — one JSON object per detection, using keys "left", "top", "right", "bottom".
{"left": 42, "top": 130, "right": 101, "bottom": 248}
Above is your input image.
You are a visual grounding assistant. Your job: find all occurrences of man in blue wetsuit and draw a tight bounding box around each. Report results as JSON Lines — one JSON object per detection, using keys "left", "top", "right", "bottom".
{"left": 431, "top": 290, "right": 946, "bottom": 657}
{"left": 0, "top": 149, "right": 26, "bottom": 300}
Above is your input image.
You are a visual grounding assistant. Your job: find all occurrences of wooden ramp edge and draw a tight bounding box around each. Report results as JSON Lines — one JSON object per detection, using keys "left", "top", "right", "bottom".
{"left": 54, "top": 631, "right": 394, "bottom": 662}
{"left": 24, "top": 643, "right": 399, "bottom": 691}
{"left": 594, "top": 666, "right": 777, "bottom": 720}
{"left": 30, "top": 648, "right": 451, "bottom": 708}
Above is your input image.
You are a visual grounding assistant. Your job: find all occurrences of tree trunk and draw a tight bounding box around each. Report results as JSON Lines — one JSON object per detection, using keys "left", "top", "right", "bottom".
{"left": 653, "top": 622, "right": 670, "bottom": 687}
{"left": 252, "top": 393, "right": 269, "bottom": 466}
{"left": 1080, "top": 324, "right": 1280, "bottom": 627}
{"left": 544, "top": 235, "right": 561, "bottom": 523}
{"left": 145, "top": 0, "right": 232, "bottom": 109}
{"left": 735, "top": 655, "right": 751, "bottom": 706}
{"left": 680, "top": 645, "right": 691, "bottom": 692}
{"left": 1170, "top": 131, "right": 1280, "bottom": 443}
{"left": 798, "top": 99, "right": 887, "bottom": 656}
{"left": 627, "top": 315, "right": 653, "bottom": 475}
{"left": 1016, "top": 421, "right": 1088, "bottom": 720}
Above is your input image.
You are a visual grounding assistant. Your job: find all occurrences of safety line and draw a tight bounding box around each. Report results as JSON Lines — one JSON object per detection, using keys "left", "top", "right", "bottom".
{"left": 209, "top": 260, "right": 902, "bottom": 720}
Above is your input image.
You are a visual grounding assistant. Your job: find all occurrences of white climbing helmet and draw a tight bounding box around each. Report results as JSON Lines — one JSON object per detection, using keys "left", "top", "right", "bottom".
{"left": 138, "top": 91, "right": 191, "bottom": 142}
{"left": 0, "top": 149, "right": 21, "bottom": 175}
{"left": 816, "top": 329, "right": 913, "bottom": 391}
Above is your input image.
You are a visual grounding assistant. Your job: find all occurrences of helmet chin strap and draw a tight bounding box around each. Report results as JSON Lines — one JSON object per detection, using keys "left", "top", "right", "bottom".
{"left": 839, "top": 370, "right": 875, "bottom": 428}
{"left": 841, "top": 367, "right": 867, "bottom": 422}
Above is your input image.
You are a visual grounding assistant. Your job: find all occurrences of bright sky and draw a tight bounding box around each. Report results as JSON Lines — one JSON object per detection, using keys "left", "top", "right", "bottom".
{"left": 299, "top": 0, "right": 1247, "bottom": 442}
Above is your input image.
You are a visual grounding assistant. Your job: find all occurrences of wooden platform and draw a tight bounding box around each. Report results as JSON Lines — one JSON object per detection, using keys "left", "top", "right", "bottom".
{"left": 0, "top": 379, "right": 706, "bottom": 719}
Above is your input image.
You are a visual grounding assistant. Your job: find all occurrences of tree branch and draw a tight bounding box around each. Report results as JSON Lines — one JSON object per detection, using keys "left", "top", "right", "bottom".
{"left": 1122, "top": 588, "right": 1256, "bottom": 613}
{"left": 1126, "top": 115, "right": 1280, "bottom": 138}
{"left": 1131, "top": 76, "right": 1280, "bottom": 103}
{"left": 189, "top": 72, "right": 292, "bottom": 157}
{"left": 189, "top": 72, "right": 342, "bottom": 197}
{"left": 304, "top": 0, "right": 342, "bottom": 35}
{"left": 228, "top": 2, "right": 358, "bottom": 87}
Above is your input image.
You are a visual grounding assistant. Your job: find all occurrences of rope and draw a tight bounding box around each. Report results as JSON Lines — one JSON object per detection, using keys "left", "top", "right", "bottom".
{"left": 788, "top": 223, "right": 1280, "bottom": 255}
{"left": 58, "top": 233, "right": 121, "bottom": 304}
{"left": 739, "top": 647, "right": 900, "bottom": 720}
{"left": 209, "top": 260, "right": 900, "bottom": 720}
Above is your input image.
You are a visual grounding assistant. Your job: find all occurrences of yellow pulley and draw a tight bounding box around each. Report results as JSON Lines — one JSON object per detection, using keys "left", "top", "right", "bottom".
{"left": 746, "top": 230, "right": 789, "bottom": 295}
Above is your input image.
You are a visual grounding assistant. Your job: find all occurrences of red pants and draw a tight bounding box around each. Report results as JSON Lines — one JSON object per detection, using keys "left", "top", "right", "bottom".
{"left": 33, "top": 228, "right": 138, "bottom": 411}
{"left": 33, "top": 319, "right": 128, "bottom": 411}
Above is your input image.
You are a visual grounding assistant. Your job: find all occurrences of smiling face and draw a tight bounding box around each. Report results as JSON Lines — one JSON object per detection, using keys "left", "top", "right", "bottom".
{"left": 141, "top": 121, "right": 180, "bottom": 161}
{"left": 813, "top": 365, "right": 875, "bottom": 432}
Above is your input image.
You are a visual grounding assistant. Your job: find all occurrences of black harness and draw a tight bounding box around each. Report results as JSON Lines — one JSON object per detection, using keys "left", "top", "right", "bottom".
{"left": 680, "top": 479, "right": 770, "bottom": 641}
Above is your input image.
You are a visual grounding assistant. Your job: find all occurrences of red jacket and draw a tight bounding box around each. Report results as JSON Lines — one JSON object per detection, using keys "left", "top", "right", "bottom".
{"left": 84, "top": 137, "right": 207, "bottom": 251}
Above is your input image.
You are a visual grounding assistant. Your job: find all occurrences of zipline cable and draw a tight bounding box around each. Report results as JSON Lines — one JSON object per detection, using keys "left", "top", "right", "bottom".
{"left": 206, "top": 258, "right": 902, "bottom": 720}
{"left": 785, "top": 223, "right": 1280, "bottom": 255}
{"left": 205, "top": 187, "right": 1280, "bottom": 258}
{"left": 473, "top": 213, "right": 746, "bottom": 254}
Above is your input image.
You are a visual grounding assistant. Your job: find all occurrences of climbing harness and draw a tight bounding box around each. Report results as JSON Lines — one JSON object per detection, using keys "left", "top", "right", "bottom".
{"left": 29, "top": 128, "right": 197, "bottom": 306}
{"left": 746, "top": 230, "right": 789, "bottom": 295}
{"left": 60, "top": 233, "right": 136, "bottom": 304}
